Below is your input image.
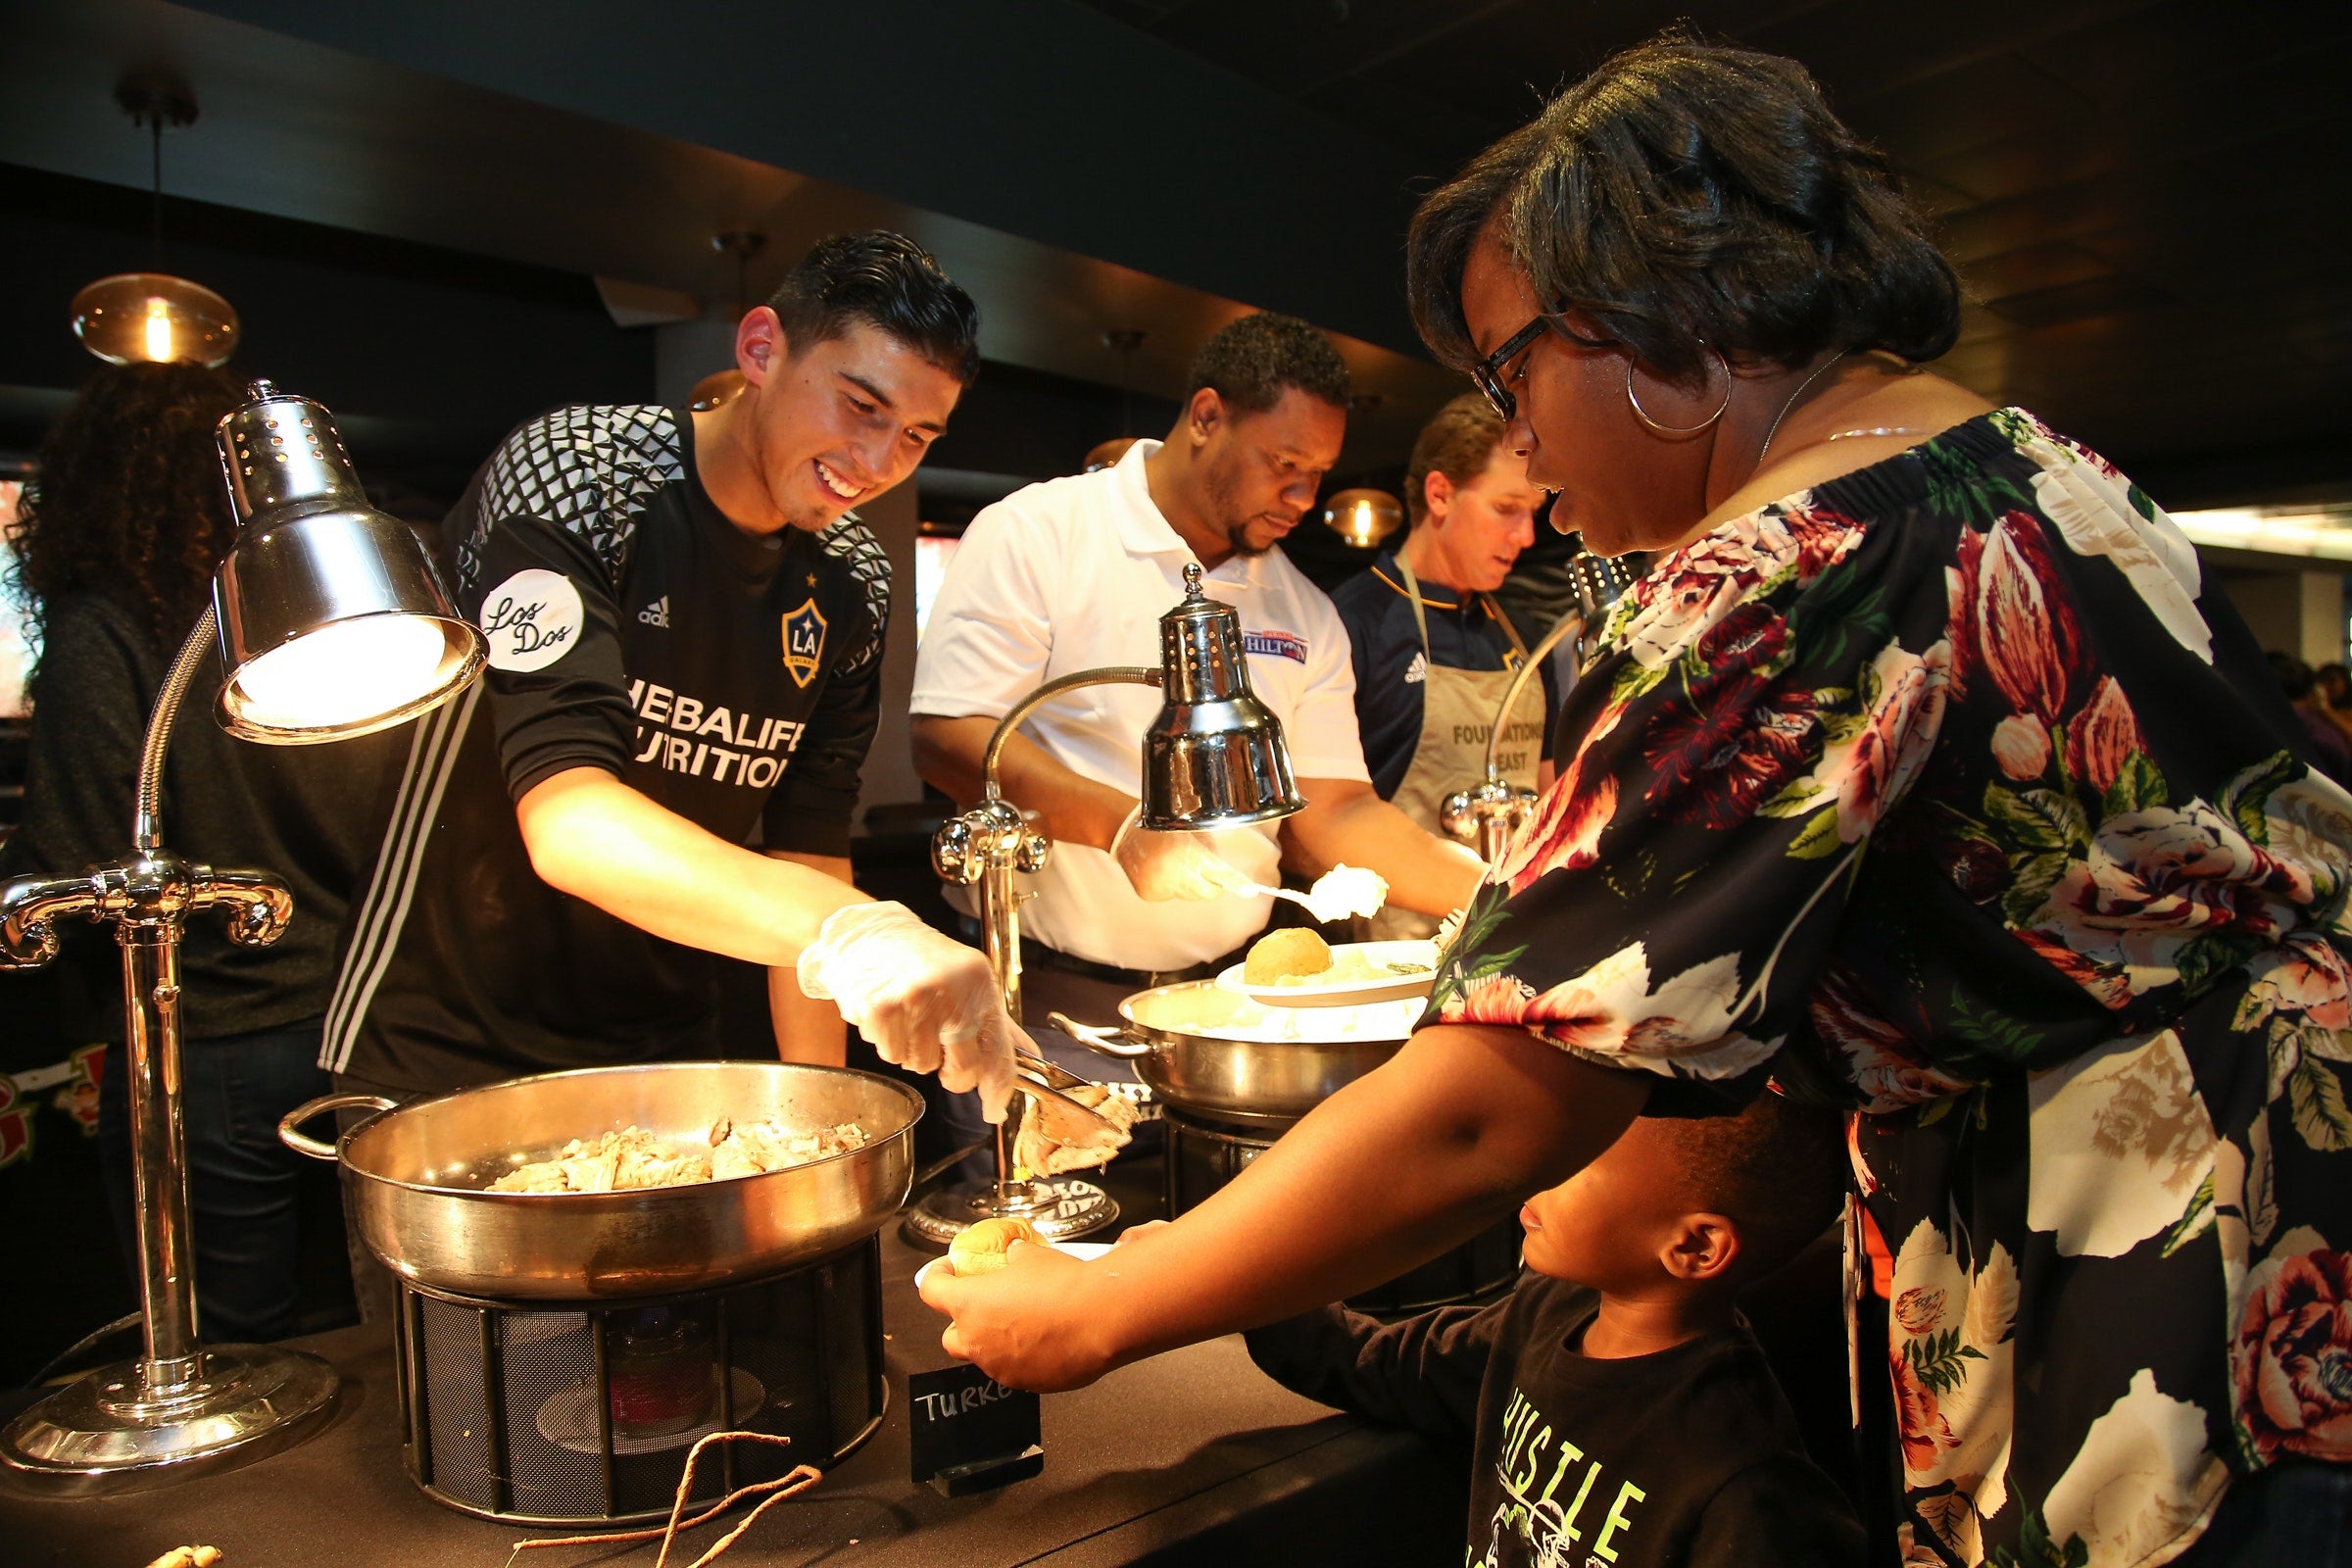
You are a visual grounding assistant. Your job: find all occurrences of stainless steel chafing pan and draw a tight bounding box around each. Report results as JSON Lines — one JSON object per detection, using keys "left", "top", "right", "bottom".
{"left": 279, "top": 1061, "right": 921, "bottom": 1300}
{"left": 1052, "top": 980, "right": 1418, "bottom": 1124}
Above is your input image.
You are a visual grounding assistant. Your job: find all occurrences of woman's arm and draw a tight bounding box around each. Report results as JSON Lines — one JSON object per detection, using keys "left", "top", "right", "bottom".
{"left": 918, "top": 1022, "right": 1647, "bottom": 1390}
{"left": 1282, "top": 777, "right": 1488, "bottom": 916}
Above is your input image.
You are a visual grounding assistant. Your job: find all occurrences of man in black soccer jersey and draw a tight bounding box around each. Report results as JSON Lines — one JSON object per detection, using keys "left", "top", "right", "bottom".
{"left": 323, "top": 233, "right": 1018, "bottom": 1122}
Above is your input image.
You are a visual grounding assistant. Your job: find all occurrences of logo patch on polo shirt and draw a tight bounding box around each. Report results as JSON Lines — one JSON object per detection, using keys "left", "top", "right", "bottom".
{"left": 781, "top": 598, "right": 828, "bottom": 687}
{"left": 480, "top": 568, "right": 585, "bottom": 672}
{"left": 1243, "top": 630, "right": 1308, "bottom": 663}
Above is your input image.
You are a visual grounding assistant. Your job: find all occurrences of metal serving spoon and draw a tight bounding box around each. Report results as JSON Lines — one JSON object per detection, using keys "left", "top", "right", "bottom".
{"left": 1208, "top": 864, "right": 1390, "bottom": 924}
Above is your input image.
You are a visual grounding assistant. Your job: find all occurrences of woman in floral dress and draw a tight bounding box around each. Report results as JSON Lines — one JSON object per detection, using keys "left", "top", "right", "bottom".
{"left": 923, "top": 37, "right": 2352, "bottom": 1565}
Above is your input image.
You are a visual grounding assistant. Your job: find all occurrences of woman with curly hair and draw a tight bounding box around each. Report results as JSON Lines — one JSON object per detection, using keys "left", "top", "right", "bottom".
{"left": 1, "top": 363, "right": 402, "bottom": 1344}
{"left": 927, "top": 36, "right": 2352, "bottom": 1567}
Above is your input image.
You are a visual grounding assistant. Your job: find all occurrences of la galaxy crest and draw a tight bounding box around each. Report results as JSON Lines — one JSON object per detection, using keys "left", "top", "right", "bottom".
{"left": 781, "top": 598, "right": 828, "bottom": 688}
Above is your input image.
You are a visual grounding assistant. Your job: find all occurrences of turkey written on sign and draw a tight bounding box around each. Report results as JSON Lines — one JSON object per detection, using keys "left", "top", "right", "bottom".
{"left": 907, "top": 1362, "right": 1043, "bottom": 1496}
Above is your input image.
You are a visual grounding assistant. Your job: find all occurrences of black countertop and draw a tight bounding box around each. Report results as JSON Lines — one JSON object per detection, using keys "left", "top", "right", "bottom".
{"left": 1, "top": 1216, "right": 1467, "bottom": 1568}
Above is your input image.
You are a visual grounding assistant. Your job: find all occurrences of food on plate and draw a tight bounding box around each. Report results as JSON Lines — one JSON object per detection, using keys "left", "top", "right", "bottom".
{"left": 948, "top": 1215, "right": 1045, "bottom": 1276}
{"left": 486, "top": 1118, "right": 869, "bottom": 1193}
{"left": 1013, "top": 1083, "right": 1140, "bottom": 1177}
{"left": 1244, "top": 927, "right": 1333, "bottom": 984}
{"left": 1287, "top": 947, "right": 1433, "bottom": 987}
{"left": 1242, "top": 928, "right": 1436, "bottom": 990}
{"left": 1298, "top": 863, "right": 1389, "bottom": 922}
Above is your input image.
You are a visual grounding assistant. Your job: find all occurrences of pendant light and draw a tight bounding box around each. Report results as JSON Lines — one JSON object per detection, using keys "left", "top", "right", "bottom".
{"left": 1081, "top": 328, "right": 1147, "bottom": 471}
{"left": 70, "top": 82, "right": 239, "bottom": 368}
{"left": 689, "top": 230, "right": 765, "bottom": 412}
{"left": 1319, "top": 399, "right": 1397, "bottom": 547}
{"left": 1322, "top": 488, "right": 1404, "bottom": 549}
{"left": 1082, "top": 437, "right": 1140, "bottom": 472}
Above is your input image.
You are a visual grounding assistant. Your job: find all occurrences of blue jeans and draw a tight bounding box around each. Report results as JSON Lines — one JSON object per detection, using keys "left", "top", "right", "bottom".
{"left": 2171, "top": 1462, "right": 2352, "bottom": 1567}
{"left": 98, "top": 1020, "right": 332, "bottom": 1345}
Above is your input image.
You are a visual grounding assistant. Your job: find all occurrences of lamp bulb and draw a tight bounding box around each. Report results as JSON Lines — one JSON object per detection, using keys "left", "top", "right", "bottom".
{"left": 229, "top": 614, "right": 450, "bottom": 733}
{"left": 143, "top": 296, "right": 174, "bottom": 363}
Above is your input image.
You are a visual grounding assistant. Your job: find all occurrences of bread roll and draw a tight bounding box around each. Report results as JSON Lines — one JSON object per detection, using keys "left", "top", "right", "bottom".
{"left": 948, "top": 1215, "right": 1045, "bottom": 1276}
{"left": 1243, "top": 927, "right": 1333, "bottom": 985}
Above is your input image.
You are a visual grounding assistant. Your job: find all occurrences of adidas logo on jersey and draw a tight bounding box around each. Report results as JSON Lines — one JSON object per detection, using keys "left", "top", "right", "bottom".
{"left": 1404, "top": 651, "right": 1427, "bottom": 685}
{"left": 638, "top": 596, "right": 671, "bottom": 628}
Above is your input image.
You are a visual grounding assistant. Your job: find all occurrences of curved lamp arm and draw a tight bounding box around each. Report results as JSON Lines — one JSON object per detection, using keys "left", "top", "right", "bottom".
{"left": 134, "top": 606, "right": 219, "bottom": 852}
{"left": 1482, "top": 610, "right": 1586, "bottom": 783}
{"left": 980, "top": 666, "right": 1161, "bottom": 798}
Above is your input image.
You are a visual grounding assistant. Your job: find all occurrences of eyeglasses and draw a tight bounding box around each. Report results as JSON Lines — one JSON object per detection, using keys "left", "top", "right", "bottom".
{"left": 1470, "top": 314, "right": 1617, "bottom": 421}
{"left": 1469, "top": 315, "right": 1547, "bottom": 422}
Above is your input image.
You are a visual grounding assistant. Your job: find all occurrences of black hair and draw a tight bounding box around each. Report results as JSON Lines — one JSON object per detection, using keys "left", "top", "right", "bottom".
{"left": 765, "top": 230, "right": 982, "bottom": 386}
{"left": 1646, "top": 1092, "right": 1845, "bottom": 1282}
{"left": 1184, "top": 312, "right": 1351, "bottom": 415}
{"left": 6, "top": 362, "right": 246, "bottom": 658}
{"left": 1406, "top": 116, "right": 1553, "bottom": 373}
{"left": 2271, "top": 650, "right": 2318, "bottom": 703}
{"left": 1407, "top": 32, "right": 1960, "bottom": 384}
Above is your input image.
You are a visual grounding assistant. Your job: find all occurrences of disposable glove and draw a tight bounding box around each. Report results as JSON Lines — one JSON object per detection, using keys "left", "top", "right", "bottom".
{"left": 797, "top": 901, "right": 1019, "bottom": 1123}
{"left": 1109, "top": 806, "right": 1281, "bottom": 901}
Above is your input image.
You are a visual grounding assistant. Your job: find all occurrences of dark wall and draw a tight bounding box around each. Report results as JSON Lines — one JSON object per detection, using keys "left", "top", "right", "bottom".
{"left": 0, "top": 163, "right": 656, "bottom": 500}
{"left": 924, "top": 359, "right": 1179, "bottom": 498}
{"left": 2, "top": 164, "right": 1207, "bottom": 515}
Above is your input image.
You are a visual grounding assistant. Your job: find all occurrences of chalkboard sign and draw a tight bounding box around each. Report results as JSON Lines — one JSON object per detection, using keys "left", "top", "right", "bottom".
{"left": 906, "top": 1363, "right": 1043, "bottom": 1496}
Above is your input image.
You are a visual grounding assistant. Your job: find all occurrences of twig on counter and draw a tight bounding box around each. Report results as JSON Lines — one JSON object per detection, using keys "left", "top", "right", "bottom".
{"left": 501, "top": 1431, "right": 822, "bottom": 1568}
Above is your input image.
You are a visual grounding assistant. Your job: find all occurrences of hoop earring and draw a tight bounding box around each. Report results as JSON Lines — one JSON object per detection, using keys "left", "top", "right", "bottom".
{"left": 1626, "top": 349, "right": 1731, "bottom": 435}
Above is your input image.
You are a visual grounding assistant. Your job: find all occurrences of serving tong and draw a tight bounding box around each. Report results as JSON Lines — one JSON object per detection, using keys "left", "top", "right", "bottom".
{"left": 1010, "top": 1046, "right": 1131, "bottom": 1154}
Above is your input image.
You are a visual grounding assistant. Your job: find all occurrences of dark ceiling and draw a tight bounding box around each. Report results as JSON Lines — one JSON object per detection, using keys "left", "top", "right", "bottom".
{"left": 0, "top": 0, "right": 1469, "bottom": 486}
{"left": 0, "top": 0, "right": 2343, "bottom": 508}
{"left": 1074, "top": 0, "right": 2352, "bottom": 504}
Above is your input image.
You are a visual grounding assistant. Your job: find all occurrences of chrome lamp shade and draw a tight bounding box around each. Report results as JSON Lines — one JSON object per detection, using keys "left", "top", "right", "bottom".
{"left": 212, "top": 382, "right": 483, "bottom": 741}
{"left": 1139, "top": 567, "right": 1304, "bottom": 831}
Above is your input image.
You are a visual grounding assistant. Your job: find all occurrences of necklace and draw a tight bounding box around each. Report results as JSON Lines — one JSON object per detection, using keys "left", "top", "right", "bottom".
{"left": 1827, "top": 425, "right": 1932, "bottom": 442}
{"left": 1755, "top": 352, "right": 1847, "bottom": 463}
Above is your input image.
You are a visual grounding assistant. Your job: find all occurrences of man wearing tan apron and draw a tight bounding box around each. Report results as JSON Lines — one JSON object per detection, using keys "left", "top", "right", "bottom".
{"left": 1330, "top": 393, "right": 1554, "bottom": 940}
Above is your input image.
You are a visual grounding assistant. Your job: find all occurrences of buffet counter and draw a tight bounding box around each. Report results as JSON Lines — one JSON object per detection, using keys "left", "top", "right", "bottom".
{"left": 0, "top": 1210, "right": 1468, "bottom": 1568}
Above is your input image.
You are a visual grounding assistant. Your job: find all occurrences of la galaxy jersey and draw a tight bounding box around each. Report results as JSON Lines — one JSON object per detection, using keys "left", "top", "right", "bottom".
{"left": 322, "top": 405, "right": 888, "bottom": 1091}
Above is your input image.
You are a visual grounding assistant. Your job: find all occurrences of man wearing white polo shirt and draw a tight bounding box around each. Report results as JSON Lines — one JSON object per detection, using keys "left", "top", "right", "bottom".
{"left": 911, "top": 314, "right": 1483, "bottom": 1042}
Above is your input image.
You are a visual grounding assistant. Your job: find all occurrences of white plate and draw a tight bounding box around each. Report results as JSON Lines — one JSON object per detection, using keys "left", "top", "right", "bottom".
{"left": 1215, "top": 940, "right": 1440, "bottom": 1008}
{"left": 913, "top": 1240, "right": 1112, "bottom": 1292}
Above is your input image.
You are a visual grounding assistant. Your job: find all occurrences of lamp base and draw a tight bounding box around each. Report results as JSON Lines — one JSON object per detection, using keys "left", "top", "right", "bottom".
{"left": 0, "top": 1344, "right": 337, "bottom": 1494}
{"left": 904, "top": 1176, "right": 1117, "bottom": 1245}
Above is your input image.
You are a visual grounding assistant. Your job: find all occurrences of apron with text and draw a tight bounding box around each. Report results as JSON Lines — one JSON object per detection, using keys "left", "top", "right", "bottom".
{"left": 1361, "top": 556, "right": 1546, "bottom": 941}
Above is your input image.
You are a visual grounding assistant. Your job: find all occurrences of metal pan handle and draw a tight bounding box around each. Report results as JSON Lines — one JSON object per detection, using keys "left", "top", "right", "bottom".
{"left": 277, "top": 1092, "right": 399, "bottom": 1159}
{"left": 1046, "top": 1010, "right": 1149, "bottom": 1058}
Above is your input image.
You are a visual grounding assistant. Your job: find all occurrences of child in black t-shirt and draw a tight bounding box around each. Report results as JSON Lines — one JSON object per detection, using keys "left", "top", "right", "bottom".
{"left": 1245, "top": 1093, "right": 1865, "bottom": 1568}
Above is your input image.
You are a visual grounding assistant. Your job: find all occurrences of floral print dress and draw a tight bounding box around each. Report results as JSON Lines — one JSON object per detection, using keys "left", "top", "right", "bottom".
{"left": 1431, "top": 409, "right": 2352, "bottom": 1567}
